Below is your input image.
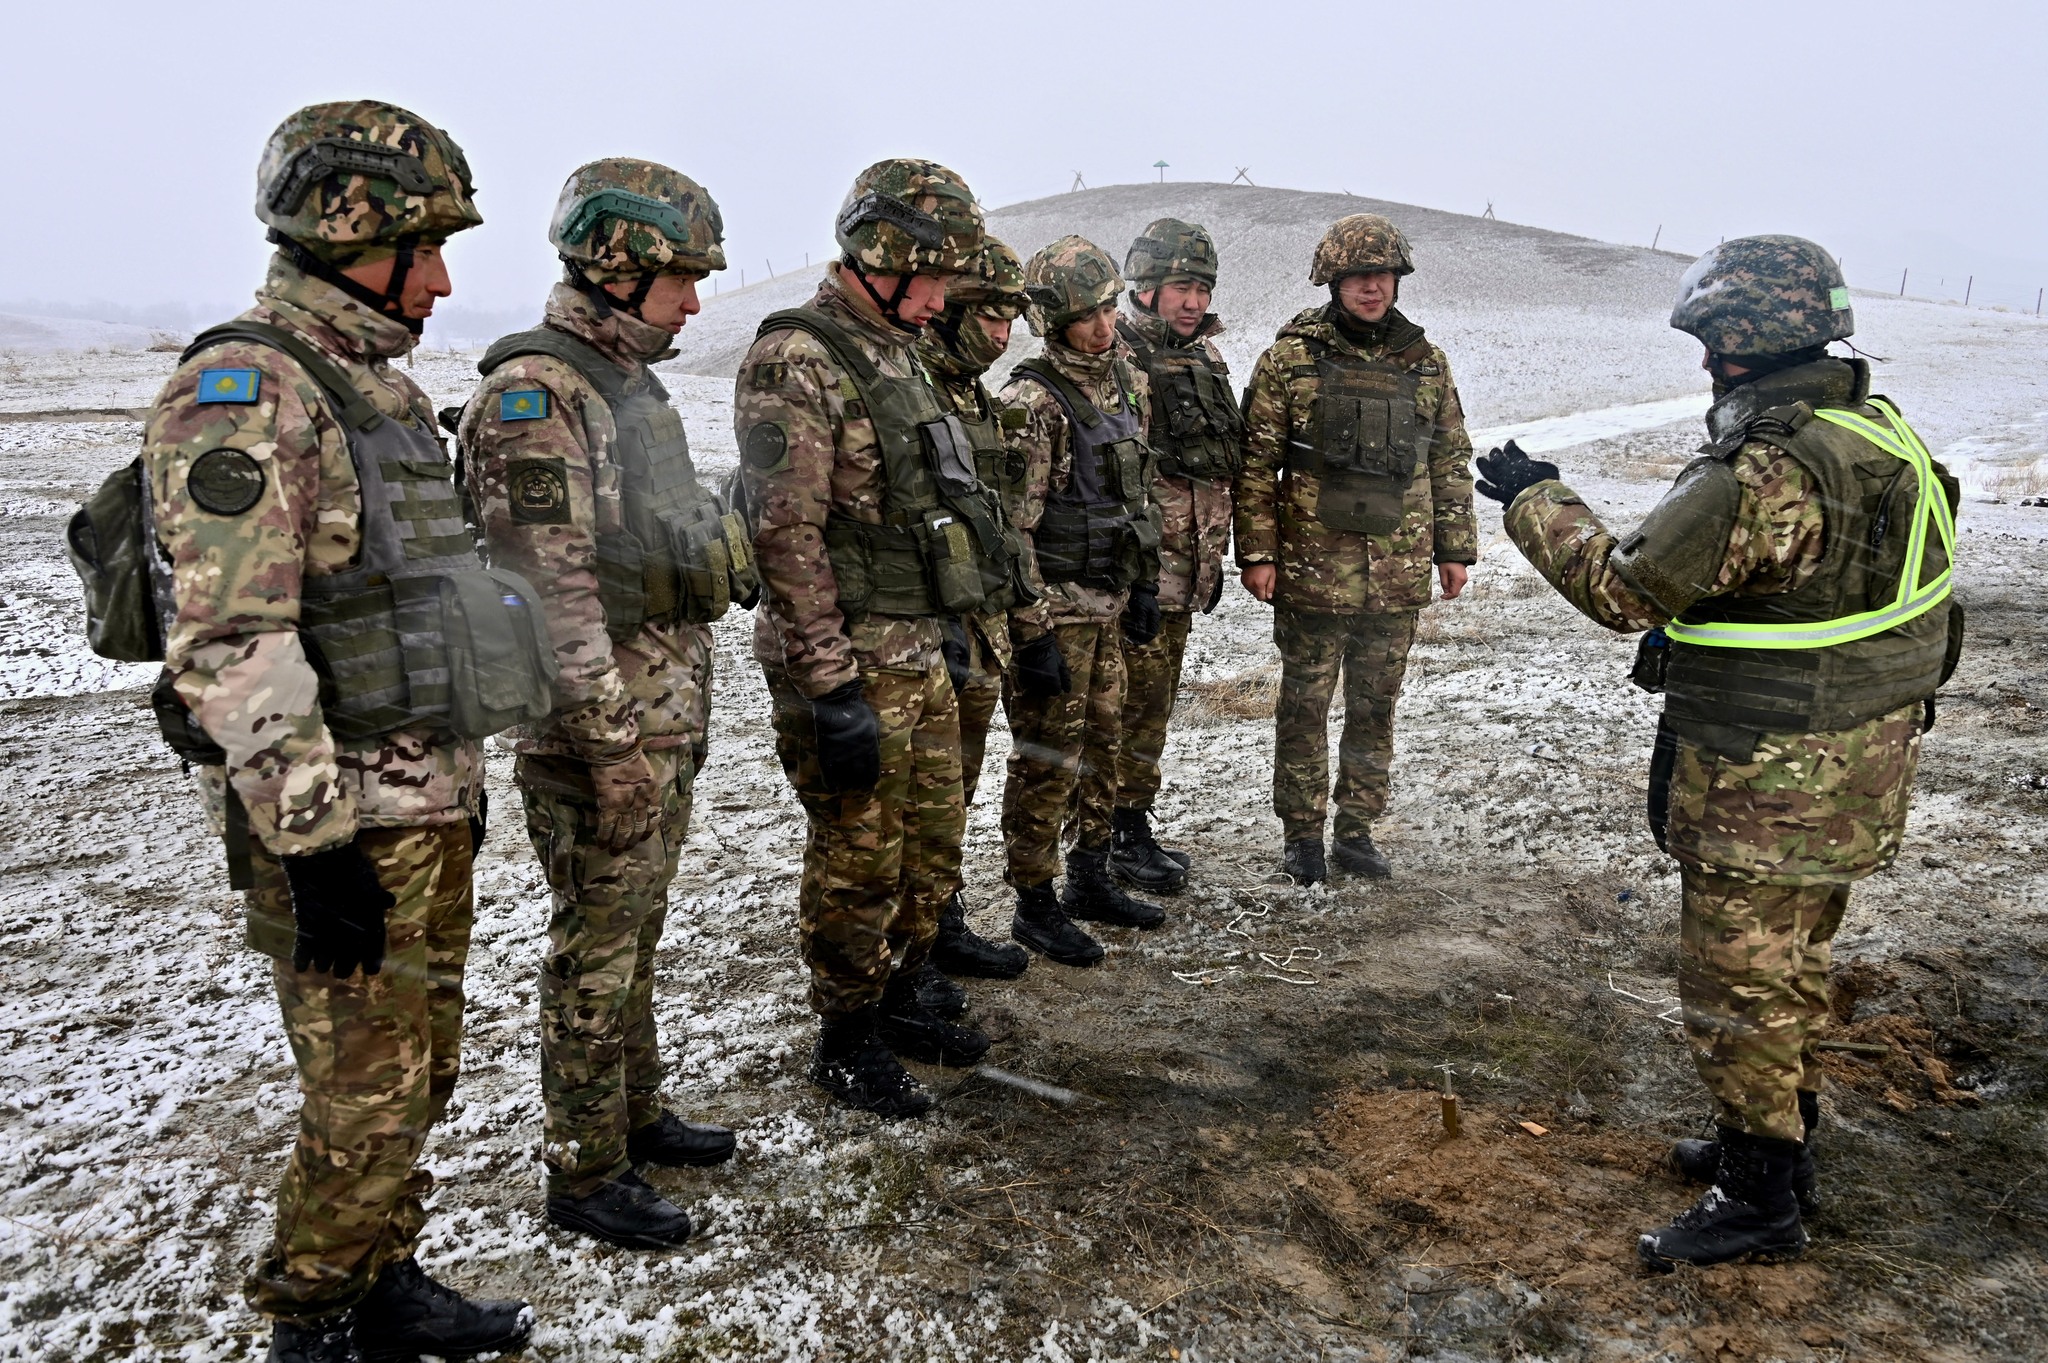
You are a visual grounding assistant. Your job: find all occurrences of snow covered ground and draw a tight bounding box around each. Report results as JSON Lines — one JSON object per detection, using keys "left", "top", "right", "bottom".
{"left": 4, "top": 188, "right": 2047, "bottom": 1362}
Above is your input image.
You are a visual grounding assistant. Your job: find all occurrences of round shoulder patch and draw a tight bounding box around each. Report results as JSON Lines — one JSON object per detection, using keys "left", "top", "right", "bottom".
{"left": 744, "top": 422, "right": 789, "bottom": 471}
{"left": 186, "top": 448, "right": 266, "bottom": 515}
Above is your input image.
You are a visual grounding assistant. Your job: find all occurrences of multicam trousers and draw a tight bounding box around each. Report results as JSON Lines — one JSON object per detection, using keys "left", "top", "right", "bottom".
{"left": 1115, "top": 609, "right": 1194, "bottom": 812}
{"left": 1680, "top": 865, "right": 1851, "bottom": 1143}
{"left": 769, "top": 663, "right": 964, "bottom": 1017}
{"left": 1272, "top": 608, "right": 1419, "bottom": 843}
{"left": 956, "top": 621, "right": 1005, "bottom": 810}
{"left": 1001, "top": 621, "right": 1125, "bottom": 886}
{"left": 242, "top": 823, "right": 474, "bottom": 1319}
{"left": 519, "top": 746, "right": 695, "bottom": 1196}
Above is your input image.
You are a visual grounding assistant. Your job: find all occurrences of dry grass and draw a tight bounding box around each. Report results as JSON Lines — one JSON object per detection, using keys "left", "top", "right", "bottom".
{"left": 1179, "top": 661, "right": 1281, "bottom": 726}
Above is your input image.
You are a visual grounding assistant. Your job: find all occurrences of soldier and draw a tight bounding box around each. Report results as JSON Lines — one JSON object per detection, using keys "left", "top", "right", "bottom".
{"left": 1235, "top": 214, "right": 1476, "bottom": 886}
{"left": 458, "top": 159, "right": 746, "bottom": 1250}
{"left": 1476, "top": 235, "right": 1961, "bottom": 1270}
{"left": 912, "top": 237, "right": 1035, "bottom": 983}
{"left": 733, "top": 159, "right": 1002, "bottom": 1119}
{"left": 998, "top": 236, "right": 1168, "bottom": 964}
{"left": 1109, "top": 218, "right": 1241, "bottom": 894}
{"left": 140, "top": 102, "right": 537, "bottom": 1363}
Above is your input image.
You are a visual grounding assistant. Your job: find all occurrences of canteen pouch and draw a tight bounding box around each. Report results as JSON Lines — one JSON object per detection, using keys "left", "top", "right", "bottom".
{"left": 924, "top": 509, "right": 986, "bottom": 613}
{"left": 661, "top": 505, "right": 734, "bottom": 624}
{"left": 434, "top": 568, "right": 559, "bottom": 739}
{"left": 67, "top": 457, "right": 167, "bottom": 663}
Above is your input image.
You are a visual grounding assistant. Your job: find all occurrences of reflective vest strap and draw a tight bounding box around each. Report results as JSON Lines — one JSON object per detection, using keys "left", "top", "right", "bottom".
{"left": 1664, "top": 404, "right": 1952, "bottom": 649}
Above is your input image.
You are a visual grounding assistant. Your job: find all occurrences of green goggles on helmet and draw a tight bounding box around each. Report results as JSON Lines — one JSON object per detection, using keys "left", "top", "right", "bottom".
{"left": 558, "top": 188, "right": 720, "bottom": 255}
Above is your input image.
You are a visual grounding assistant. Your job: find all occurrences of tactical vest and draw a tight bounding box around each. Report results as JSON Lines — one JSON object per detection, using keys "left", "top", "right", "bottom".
{"left": 1117, "top": 318, "right": 1243, "bottom": 481}
{"left": 477, "top": 328, "right": 757, "bottom": 639}
{"left": 1011, "top": 356, "right": 1161, "bottom": 591}
{"left": 939, "top": 374, "right": 1030, "bottom": 612}
{"left": 174, "top": 321, "right": 556, "bottom": 746}
{"left": 754, "top": 308, "right": 1014, "bottom": 618}
{"left": 1284, "top": 338, "right": 1434, "bottom": 536}
{"left": 1647, "top": 398, "right": 1960, "bottom": 738}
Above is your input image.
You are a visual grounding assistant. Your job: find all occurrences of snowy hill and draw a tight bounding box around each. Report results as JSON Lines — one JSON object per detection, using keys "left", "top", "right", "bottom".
{"left": 661, "top": 181, "right": 1710, "bottom": 425}
{"left": 0, "top": 312, "right": 164, "bottom": 352}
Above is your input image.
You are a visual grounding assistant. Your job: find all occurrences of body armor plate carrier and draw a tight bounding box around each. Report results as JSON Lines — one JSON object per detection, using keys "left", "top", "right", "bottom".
{"left": 1117, "top": 318, "right": 1242, "bottom": 482}
{"left": 1010, "top": 356, "right": 1161, "bottom": 591}
{"left": 1285, "top": 340, "right": 1433, "bottom": 536}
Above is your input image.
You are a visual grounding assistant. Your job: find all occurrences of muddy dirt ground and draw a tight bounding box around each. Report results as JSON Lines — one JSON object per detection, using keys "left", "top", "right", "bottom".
{"left": 3, "top": 362, "right": 2046, "bottom": 1361}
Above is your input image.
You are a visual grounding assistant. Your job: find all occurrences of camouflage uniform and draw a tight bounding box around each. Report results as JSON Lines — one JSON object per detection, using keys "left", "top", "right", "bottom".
{"left": 143, "top": 100, "right": 486, "bottom": 1318}
{"left": 1113, "top": 306, "right": 1235, "bottom": 812}
{"left": 999, "top": 326, "right": 1156, "bottom": 885}
{"left": 736, "top": 272, "right": 966, "bottom": 1015}
{"left": 1236, "top": 293, "right": 1476, "bottom": 845}
{"left": 460, "top": 279, "right": 716, "bottom": 1195}
{"left": 1503, "top": 354, "right": 1950, "bottom": 1143}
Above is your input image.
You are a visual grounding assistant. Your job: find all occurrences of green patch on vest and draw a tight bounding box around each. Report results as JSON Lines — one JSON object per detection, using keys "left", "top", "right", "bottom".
{"left": 186, "top": 448, "right": 265, "bottom": 515}
{"left": 744, "top": 422, "right": 790, "bottom": 472}
{"left": 508, "top": 458, "right": 571, "bottom": 524}
{"left": 750, "top": 361, "right": 788, "bottom": 391}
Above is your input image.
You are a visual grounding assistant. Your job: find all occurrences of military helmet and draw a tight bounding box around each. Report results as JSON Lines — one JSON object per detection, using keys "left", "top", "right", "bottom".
{"left": 835, "top": 158, "right": 985, "bottom": 276}
{"left": 1124, "top": 218, "right": 1219, "bottom": 289}
{"left": 550, "top": 158, "right": 726, "bottom": 280}
{"left": 1309, "top": 213, "right": 1413, "bottom": 285}
{"left": 1023, "top": 236, "right": 1124, "bottom": 336}
{"left": 946, "top": 237, "right": 1030, "bottom": 318}
{"left": 1670, "top": 234, "right": 1854, "bottom": 357}
{"left": 255, "top": 100, "right": 481, "bottom": 259}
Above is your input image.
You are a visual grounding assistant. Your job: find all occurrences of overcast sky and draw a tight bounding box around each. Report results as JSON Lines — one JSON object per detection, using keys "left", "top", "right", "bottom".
{"left": 6, "top": 0, "right": 2046, "bottom": 327}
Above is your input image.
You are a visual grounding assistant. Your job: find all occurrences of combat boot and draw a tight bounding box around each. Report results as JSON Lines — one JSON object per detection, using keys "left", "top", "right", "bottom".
{"left": 810, "top": 1004, "right": 933, "bottom": 1118}
{"left": 546, "top": 1169, "right": 694, "bottom": 1250}
{"left": 1062, "top": 846, "right": 1167, "bottom": 929}
{"left": 1110, "top": 807, "right": 1190, "bottom": 894}
{"left": 350, "top": 1257, "right": 533, "bottom": 1362}
{"left": 267, "top": 1314, "right": 361, "bottom": 1363}
{"left": 878, "top": 971, "right": 990, "bottom": 1066}
{"left": 1637, "top": 1127, "right": 1808, "bottom": 1272}
{"left": 1671, "top": 1089, "right": 1820, "bottom": 1215}
{"left": 1283, "top": 839, "right": 1327, "bottom": 886}
{"left": 930, "top": 892, "right": 1029, "bottom": 979}
{"left": 1331, "top": 831, "right": 1392, "bottom": 878}
{"left": 628, "top": 1110, "right": 737, "bottom": 1168}
{"left": 906, "top": 961, "right": 969, "bottom": 1019}
{"left": 1011, "top": 880, "right": 1105, "bottom": 967}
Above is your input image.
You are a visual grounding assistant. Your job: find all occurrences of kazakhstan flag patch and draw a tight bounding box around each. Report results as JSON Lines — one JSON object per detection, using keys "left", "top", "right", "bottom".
{"left": 501, "top": 390, "right": 549, "bottom": 421}
{"left": 196, "top": 369, "right": 261, "bottom": 404}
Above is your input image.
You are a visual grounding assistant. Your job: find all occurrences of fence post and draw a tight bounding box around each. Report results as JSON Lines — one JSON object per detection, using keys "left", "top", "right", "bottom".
{"left": 1899, "top": 268, "right": 1907, "bottom": 297}
{"left": 1965, "top": 275, "right": 1973, "bottom": 306}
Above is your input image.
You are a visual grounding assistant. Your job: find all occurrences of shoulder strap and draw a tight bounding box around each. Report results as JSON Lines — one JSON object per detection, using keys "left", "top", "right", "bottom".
{"left": 1114, "top": 317, "right": 1156, "bottom": 368}
{"left": 755, "top": 307, "right": 880, "bottom": 386}
{"left": 479, "top": 327, "right": 630, "bottom": 402}
{"left": 183, "top": 320, "right": 383, "bottom": 433}
{"left": 1012, "top": 356, "right": 1105, "bottom": 429}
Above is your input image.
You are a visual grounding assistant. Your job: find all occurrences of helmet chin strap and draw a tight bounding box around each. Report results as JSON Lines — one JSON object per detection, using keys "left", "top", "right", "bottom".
{"left": 268, "top": 230, "right": 427, "bottom": 335}
{"left": 562, "top": 259, "right": 658, "bottom": 323}
{"left": 845, "top": 258, "right": 918, "bottom": 329}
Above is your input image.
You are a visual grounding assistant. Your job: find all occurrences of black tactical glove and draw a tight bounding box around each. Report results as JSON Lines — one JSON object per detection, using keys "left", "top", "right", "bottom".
{"left": 812, "top": 680, "right": 881, "bottom": 792}
{"left": 1474, "top": 439, "right": 1561, "bottom": 506}
{"left": 1122, "top": 583, "right": 1162, "bottom": 647}
{"left": 1012, "top": 632, "right": 1071, "bottom": 700}
{"left": 939, "top": 619, "right": 972, "bottom": 695}
{"left": 283, "top": 838, "right": 396, "bottom": 978}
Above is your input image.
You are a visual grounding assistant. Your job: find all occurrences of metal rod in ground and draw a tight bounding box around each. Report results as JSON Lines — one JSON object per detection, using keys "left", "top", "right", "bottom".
{"left": 976, "top": 1065, "right": 1080, "bottom": 1106}
{"left": 1966, "top": 275, "right": 1973, "bottom": 305}
{"left": 1901, "top": 267, "right": 1908, "bottom": 296}
{"left": 1441, "top": 1093, "right": 1462, "bottom": 1137}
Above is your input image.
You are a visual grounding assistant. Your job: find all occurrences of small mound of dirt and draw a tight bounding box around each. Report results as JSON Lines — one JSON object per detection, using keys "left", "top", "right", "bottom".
{"left": 1823, "top": 1014, "right": 1985, "bottom": 1111}
{"left": 1315, "top": 1089, "right": 1869, "bottom": 1360}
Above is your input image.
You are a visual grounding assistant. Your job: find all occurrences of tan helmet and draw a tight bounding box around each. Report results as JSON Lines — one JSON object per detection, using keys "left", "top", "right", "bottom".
{"left": 550, "top": 158, "right": 726, "bottom": 282}
{"left": 256, "top": 99, "right": 481, "bottom": 260}
{"left": 1309, "top": 213, "right": 1414, "bottom": 285}
{"left": 835, "top": 158, "right": 985, "bottom": 276}
{"left": 1023, "top": 236, "right": 1123, "bottom": 337}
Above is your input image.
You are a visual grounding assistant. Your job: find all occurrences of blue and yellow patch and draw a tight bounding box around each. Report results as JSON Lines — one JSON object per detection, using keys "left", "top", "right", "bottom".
{"left": 196, "top": 369, "right": 261, "bottom": 404}
{"left": 500, "top": 390, "right": 549, "bottom": 421}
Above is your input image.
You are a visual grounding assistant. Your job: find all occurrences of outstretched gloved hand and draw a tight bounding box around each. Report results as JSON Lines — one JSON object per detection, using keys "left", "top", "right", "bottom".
{"left": 1474, "top": 440, "right": 1562, "bottom": 505}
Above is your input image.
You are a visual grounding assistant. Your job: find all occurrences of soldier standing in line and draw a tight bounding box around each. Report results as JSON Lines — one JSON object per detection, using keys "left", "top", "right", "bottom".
{"left": 911, "top": 237, "right": 1036, "bottom": 984}
{"left": 1477, "top": 236, "right": 1961, "bottom": 1269}
{"left": 139, "top": 102, "right": 537, "bottom": 1363}
{"left": 997, "top": 236, "right": 1169, "bottom": 964}
{"left": 733, "top": 159, "right": 1001, "bottom": 1118}
{"left": 459, "top": 159, "right": 746, "bottom": 1251}
{"left": 1109, "top": 218, "right": 1241, "bottom": 895}
{"left": 1235, "top": 214, "right": 1477, "bottom": 886}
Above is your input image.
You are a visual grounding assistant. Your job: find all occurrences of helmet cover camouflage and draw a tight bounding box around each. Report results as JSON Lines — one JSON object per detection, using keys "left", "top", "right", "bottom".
{"left": 1669, "top": 234, "right": 1854, "bottom": 356}
{"left": 835, "top": 158, "right": 985, "bottom": 276}
{"left": 946, "top": 237, "right": 1030, "bottom": 319}
{"left": 1023, "top": 236, "right": 1124, "bottom": 337}
{"left": 1309, "top": 213, "right": 1414, "bottom": 285}
{"left": 550, "top": 158, "right": 726, "bottom": 281}
{"left": 1124, "top": 217, "right": 1219, "bottom": 289}
{"left": 256, "top": 100, "right": 481, "bottom": 260}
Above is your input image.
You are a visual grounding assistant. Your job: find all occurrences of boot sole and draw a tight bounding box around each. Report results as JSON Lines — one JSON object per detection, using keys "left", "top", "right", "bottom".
{"left": 1109, "top": 859, "right": 1188, "bottom": 896}
{"left": 929, "top": 950, "right": 1030, "bottom": 980}
{"left": 1636, "top": 1234, "right": 1808, "bottom": 1274}
{"left": 809, "top": 1074, "right": 933, "bottom": 1119}
{"left": 357, "top": 1323, "right": 535, "bottom": 1363}
{"left": 1068, "top": 909, "right": 1167, "bottom": 930}
{"left": 1012, "top": 931, "right": 1104, "bottom": 967}
{"left": 880, "top": 1036, "right": 992, "bottom": 1068}
{"left": 1330, "top": 859, "right": 1391, "bottom": 879}
{"left": 630, "top": 1145, "right": 736, "bottom": 1169}
{"left": 546, "top": 1204, "right": 694, "bottom": 1252}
